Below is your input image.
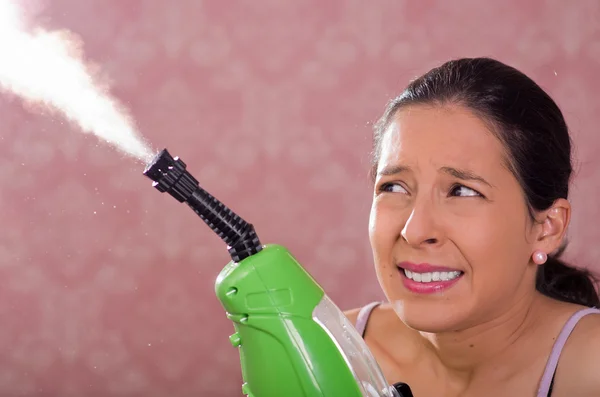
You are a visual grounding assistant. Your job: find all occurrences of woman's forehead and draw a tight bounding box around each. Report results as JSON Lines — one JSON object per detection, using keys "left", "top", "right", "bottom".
{"left": 378, "top": 105, "right": 507, "bottom": 173}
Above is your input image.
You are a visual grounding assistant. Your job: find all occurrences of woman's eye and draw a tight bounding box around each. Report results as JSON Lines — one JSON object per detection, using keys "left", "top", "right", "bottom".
{"left": 380, "top": 183, "right": 408, "bottom": 194}
{"left": 450, "top": 184, "right": 481, "bottom": 197}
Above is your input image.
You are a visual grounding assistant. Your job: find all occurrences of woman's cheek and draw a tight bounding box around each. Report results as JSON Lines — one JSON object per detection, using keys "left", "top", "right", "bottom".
{"left": 370, "top": 204, "right": 404, "bottom": 266}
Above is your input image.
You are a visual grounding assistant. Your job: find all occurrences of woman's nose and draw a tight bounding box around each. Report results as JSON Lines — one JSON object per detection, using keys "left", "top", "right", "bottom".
{"left": 400, "top": 200, "right": 442, "bottom": 247}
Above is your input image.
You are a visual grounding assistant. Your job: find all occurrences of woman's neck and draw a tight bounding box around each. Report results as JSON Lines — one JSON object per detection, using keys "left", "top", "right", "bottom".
{"left": 418, "top": 292, "right": 547, "bottom": 379}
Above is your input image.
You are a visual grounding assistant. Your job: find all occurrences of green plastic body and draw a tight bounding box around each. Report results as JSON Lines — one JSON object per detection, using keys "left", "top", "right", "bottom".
{"left": 215, "top": 244, "right": 363, "bottom": 397}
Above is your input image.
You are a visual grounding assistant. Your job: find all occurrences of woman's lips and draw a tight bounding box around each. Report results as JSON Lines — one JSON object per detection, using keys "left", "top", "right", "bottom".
{"left": 397, "top": 261, "right": 464, "bottom": 294}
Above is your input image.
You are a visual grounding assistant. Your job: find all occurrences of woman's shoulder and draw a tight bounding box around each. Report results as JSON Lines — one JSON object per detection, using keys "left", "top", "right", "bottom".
{"left": 345, "top": 302, "right": 422, "bottom": 385}
{"left": 345, "top": 301, "right": 411, "bottom": 331}
{"left": 344, "top": 301, "right": 403, "bottom": 332}
{"left": 345, "top": 302, "right": 420, "bottom": 358}
{"left": 553, "top": 305, "right": 600, "bottom": 395}
{"left": 343, "top": 305, "right": 367, "bottom": 326}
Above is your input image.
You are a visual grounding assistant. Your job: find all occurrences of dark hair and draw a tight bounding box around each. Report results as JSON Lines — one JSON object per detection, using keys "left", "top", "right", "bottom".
{"left": 372, "top": 57, "right": 599, "bottom": 308}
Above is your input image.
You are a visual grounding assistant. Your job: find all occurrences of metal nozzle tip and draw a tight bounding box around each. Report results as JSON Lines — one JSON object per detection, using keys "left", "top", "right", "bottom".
{"left": 143, "top": 148, "right": 176, "bottom": 183}
{"left": 142, "top": 147, "right": 194, "bottom": 200}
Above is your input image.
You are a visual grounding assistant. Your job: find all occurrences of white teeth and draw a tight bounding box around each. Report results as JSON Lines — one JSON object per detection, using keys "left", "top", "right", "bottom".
{"left": 403, "top": 269, "right": 461, "bottom": 283}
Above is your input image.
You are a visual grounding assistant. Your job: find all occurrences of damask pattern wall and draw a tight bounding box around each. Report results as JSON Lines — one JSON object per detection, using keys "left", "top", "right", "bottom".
{"left": 1, "top": 0, "right": 599, "bottom": 395}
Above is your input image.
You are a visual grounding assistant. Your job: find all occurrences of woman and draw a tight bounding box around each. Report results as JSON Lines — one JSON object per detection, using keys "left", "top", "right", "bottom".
{"left": 346, "top": 57, "right": 600, "bottom": 396}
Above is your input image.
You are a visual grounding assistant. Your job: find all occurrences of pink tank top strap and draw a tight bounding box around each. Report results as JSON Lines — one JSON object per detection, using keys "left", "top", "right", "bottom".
{"left": 537, "top": 307, "right": 600, "bottom": 397}
{"left": 355, "top": 301, "right": 381, "bottom": 337}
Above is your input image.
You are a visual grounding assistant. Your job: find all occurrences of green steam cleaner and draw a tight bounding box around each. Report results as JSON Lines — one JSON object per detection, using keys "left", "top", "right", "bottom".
{"left": 143, "top": 149, "right": 413, "bottom": 397}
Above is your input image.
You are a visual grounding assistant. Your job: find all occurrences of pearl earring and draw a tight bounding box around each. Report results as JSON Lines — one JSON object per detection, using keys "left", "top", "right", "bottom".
{"left": 533, "top": 250, "right": 547, "bottom": 265}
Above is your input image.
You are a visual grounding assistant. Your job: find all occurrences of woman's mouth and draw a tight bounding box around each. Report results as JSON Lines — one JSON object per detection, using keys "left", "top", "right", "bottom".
{"left": 397, "top": 262, "right": 464, "bottom": 294}
{"left": 403, "top": 268, "right": 462, "bottom": 283}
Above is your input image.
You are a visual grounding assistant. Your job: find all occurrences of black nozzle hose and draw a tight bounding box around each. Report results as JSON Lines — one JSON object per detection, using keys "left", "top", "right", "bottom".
{"left": 143, "top": 148, "right": 262, "bottom": 262}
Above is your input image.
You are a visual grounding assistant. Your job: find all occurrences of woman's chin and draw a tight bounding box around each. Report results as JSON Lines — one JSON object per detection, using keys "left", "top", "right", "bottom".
{"left": 390, "top": 299, "right": 468, "bottom": 333}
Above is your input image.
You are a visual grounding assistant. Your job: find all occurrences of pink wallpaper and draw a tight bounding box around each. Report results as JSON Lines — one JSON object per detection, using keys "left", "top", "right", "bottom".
{"left": 1, "top": 1, "right": 599, "bottom": 395}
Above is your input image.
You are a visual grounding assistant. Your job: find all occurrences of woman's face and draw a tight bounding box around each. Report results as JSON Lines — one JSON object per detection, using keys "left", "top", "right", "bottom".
{"left": 369, "top": 104, "right": 542, "bottom": 332}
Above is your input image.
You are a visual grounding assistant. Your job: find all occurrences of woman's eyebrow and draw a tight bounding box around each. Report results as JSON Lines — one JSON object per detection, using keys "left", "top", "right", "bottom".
{"left": 377, "top": 164, "right": 410, "bottom": 177}
{"left": 440, "top": 166, "right": 493, "bottom": 187}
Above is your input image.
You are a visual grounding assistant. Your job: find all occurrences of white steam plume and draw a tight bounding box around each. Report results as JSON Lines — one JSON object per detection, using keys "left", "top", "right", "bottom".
{"left": 0, "top": 0, "right": 155, "bottom": 163}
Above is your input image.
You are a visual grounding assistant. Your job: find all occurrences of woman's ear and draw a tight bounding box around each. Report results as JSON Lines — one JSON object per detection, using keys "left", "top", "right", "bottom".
{"left": 536, "top": 198, "right": 571, "bottom": 253}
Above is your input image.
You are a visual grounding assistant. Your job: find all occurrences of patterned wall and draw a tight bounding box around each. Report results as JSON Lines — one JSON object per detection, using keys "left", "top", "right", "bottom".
{"left": 1, "top": 0, "right": 599, "bottom": 395}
